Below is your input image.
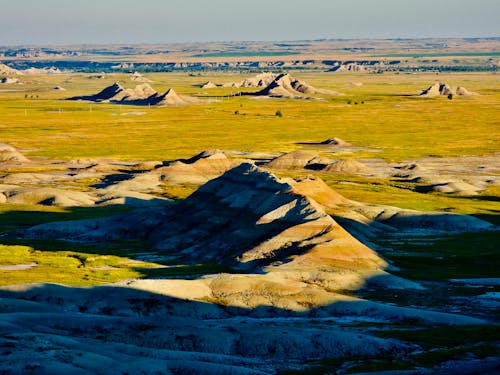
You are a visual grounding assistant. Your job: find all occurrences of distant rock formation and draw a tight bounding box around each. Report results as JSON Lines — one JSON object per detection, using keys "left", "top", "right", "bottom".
{"left": 222, "top": 72, "right": 278, "bottom": 88}
{"left": 328, "top": 63, "right": 367, "bottom": 73}
{"left": 153, "top": 88, "right": 204, "bottom": 107}
{"left": 239, "top": 72, "right": 278, "bottom": 87}
{"left": 323, "top": 159, "right": 372, "bottom": 174}
{"left": 68, "top": 83, "right": 207, "bottom": 107}
{"left": 419, "top": 82, "right": 478, "bottom": 97}
{"left": 155, "top": 150, "right": 236, "bottom": 185}
{"left": 0, "top": 143, "right": 29, "bottom": 163}
{"left": 0, "top": 63, "right": 21, "bottom": 75}
{"left": 242, "top": 73, "right": 342, "bottom": 98}
{"left": 265, "top": 150, "right": 321, "bottom": 169}
{"left": 320, "top": 137, "right": 351, "bottom": 147}
{"left": 23, "top": 67, "right": 63, "bottom": 75}
{"left": 0, "top": 77, "right": 21, "bottom": 84}
{"left": 265, "top": 151, "right": 370, "bottom": 174}
{"left": 2, "top": 187, "right": 94, "bottom": 207}
{"left": 198, "top": 81, "right": 221, "bottom": 89}
{"left": 130, "top": 71, "right": 153, "bottom": 83}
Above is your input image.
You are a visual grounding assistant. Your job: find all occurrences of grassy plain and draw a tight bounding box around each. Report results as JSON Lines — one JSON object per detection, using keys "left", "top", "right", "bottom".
{"left": 0, "top": 72, "right": 498, "bottom": 162}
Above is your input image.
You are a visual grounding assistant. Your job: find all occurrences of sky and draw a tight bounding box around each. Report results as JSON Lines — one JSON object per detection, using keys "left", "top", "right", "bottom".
{"left": 0, "top": 0, "right": 499, "bottom": 45}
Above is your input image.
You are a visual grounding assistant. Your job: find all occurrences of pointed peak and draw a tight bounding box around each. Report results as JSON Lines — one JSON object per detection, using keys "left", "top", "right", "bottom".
{"left": 164, "top": 88, "right": 177, "bottom": 96}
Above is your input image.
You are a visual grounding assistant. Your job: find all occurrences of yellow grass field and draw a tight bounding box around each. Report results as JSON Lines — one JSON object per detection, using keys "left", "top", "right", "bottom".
{"left": 0, "top": 72, "right": 498, "bottom": 162}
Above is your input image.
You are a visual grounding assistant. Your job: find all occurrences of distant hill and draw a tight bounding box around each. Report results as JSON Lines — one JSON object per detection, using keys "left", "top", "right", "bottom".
{"left": 68, "top": 83, "right": 208, "bottom": 107}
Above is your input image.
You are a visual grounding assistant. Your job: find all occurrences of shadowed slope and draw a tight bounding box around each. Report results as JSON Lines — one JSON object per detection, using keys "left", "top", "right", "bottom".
{"left": 20, "top": 163, "right": 384, "bottom": 274}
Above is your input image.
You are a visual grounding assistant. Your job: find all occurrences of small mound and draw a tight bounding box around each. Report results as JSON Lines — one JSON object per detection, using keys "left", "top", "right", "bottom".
{"left": 0, "top": 63, "right": 21, "bottom": 75}
{"left": 1, "top": 173, "right": 60, "bottom": 185}
{"left": 5, "top": 187, "right": 95, "bottom": 207}
{"left": 130, "top": 71, "right": 153, "bottom": 83}
{"left": 199, "top": 81, "right": 220, "bottom": 89}
{"left": 266, "top": 150, "right": 319, "bottom": 169}
{"left": 328, "top": 64, "right": 366, "bottom": 73}
{"left": 222, "top": 81, "right": 241, "bottom": 88}
{"left": 423, "top": 181, "right": 480, "bottom": 196}
{"left": 320, "top": 138, "right": 351, "bottom": 147}
{"left": 392, "top": 163, "right": 427, "bottom": 178}
{"left": 323, "top": 159, "right": 372, "bottom": 174}
{"left": 0, "top": 143, "right": 29, "bottom": 163}
{"left": 1, "top": 77, "right": 21, "bottom": 84}
{"left": 52, "top": 86, "right": 66, "bottom": 91}
{"left": 154, "top": 88, "right": 200, "bottom": 107}
{"left": 157, "top": 150, "right": 234, "bottom": 184}
{"left": 456, "top": 86, "right": 476, "bottom": 96}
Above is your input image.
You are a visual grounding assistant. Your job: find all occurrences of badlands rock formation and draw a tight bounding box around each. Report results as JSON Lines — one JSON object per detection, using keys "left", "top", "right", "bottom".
{"left": 199, "top": 81, "right": 221, "bottom": 89}
{"left": 0, "top": 143, "right": 29, "bottom": 163}
{"left": 328, "top": 63, "right": 367, "bottom": 72}
{"left": 244, "top": 73, "right": 342, "bottom": 98}
{"left": 19, "top": 162, "right": 494, "bottom": 274}
{"left": 265, "top": 150, "right": 371, "bottom": 174}
{"left": 130, "top": 71, "right": 153, "bottom": 82}
{"left": 68, "top": 83, "right": 206, "bottom": 107}
{"left": 419, "top": 82, "right": 478, "bottom": 97}
{"left": 0, "top": 63, "right": 21, "bottom": 75}
{"left": 21, "top": 164, "right": 384, "bottom": 274}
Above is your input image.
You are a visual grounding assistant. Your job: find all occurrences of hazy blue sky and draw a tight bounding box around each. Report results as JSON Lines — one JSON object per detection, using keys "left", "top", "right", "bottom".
{"left": 1, "top": 0, "right": 499, "bottom": 45}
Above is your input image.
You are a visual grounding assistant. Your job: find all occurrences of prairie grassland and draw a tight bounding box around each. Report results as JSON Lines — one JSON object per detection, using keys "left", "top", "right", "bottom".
{"left": 0, "top": 72, "right": 497, "bottom": 162}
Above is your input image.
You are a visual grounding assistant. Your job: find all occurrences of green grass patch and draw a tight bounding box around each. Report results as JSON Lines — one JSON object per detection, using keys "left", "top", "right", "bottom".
{"left": 0, "top": 244, "right": 161, "bottom": 286}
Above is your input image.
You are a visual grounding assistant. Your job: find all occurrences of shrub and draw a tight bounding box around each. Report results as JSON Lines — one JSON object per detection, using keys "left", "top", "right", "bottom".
{"left": 275, "top": 110, "right": 283, "bottom": 117}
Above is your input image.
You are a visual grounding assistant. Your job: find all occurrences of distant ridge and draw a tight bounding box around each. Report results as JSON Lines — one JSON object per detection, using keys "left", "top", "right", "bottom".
{"left": 328, "top": 63, "right": 367, "bottom": 73}
{"left": 0, "top": 63, "right": 21, "bottom": 76}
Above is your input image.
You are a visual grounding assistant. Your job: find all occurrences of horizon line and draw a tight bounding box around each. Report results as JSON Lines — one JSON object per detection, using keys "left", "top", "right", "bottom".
{"left": 1, "top": 36, "right": 500, "bottom": 49}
